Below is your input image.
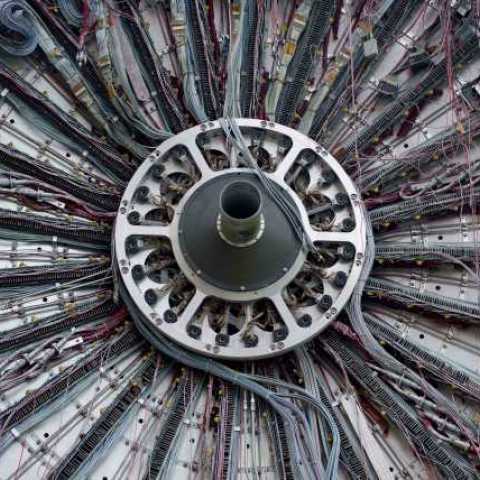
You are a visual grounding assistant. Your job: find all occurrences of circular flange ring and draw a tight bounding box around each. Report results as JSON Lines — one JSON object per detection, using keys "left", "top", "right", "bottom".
{"left": 114, "top": 119, "right": 366, "bottom": 360}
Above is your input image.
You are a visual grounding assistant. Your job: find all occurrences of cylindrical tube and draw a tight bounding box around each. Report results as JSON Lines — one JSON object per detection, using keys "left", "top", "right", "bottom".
{"left": 217, "top": 181, "right": 264, "bottom": 247}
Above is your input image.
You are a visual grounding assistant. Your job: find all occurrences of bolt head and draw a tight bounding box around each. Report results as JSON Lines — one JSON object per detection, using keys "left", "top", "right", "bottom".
{"left": 136, "top": 186, "right": 150, "bottom": 203}
{"left": 150, "top": 164, "right": 164, "bottom": 180}
{"left": 334, "top": 271, "right": 348, "bottom": 288}
{"left": 164, "top": 309, "right": 177, "bottom": 323}
{"left": 298, "top": 314, "right": 312, "bottom": 327}
{"left": 144, "top": 289, "right": 157, "bottom": 306}
{"left": 318, "top": 294, "right": 333, "bottom": 310}
{"left": 132, "top": 265, "right": 145, "bottom": 281}
{"left": 187, "top": 325, "right": 202, "bottom": 339}
{"left": 341, "top": 218, "right": 355, "bottom": 232}
{"left": 215, "top": 333, "right": 229, "bottom": 346}
{"left": 128, "top": 211, "right": 141, "bottom": 225}
{"left": 341, "top": 244, "right": 356, "bottom": 261}
{"left": 244, "top": 334, "right": 259, "bottom": 347}
{"left": 273, "top": 327, "right": 288, "bottom": 342}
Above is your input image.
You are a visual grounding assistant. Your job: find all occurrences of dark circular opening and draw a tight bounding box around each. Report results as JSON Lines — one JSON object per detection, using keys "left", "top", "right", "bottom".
{"left": 220, "top": 181, "right": 262, "bottom": 220}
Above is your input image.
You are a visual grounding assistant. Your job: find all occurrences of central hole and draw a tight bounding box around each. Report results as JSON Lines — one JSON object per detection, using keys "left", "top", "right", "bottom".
{"left": 221, "top": 181, "right": 261, "bottom": 220}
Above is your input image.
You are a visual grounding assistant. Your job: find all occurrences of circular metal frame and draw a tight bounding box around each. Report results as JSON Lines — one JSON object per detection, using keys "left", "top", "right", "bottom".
{"left": 114, "top": 119, "right": 367, "bottom": 360}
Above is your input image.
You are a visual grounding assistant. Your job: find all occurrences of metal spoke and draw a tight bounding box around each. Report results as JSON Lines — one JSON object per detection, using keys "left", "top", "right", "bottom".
{"left": 271, "top": 143, "right": 305, "bottom": 180}
{"left": 151, "top": 294, "right": 171, "bottom": 314}
{"left": 127, "top": 224, "right": 171, "bottom": 238}
{"left": 270, "top": 294, "right": 303, "bottom": 335}
{"left": 175, "top": 290, "right": 206, "bottom": 330}
{"left": 182, "top": 136, "right": 214, "bottom": 178}
{"left": 308, "top": 228, "right": 357, "bottom": 245}
{"left": 127, "top": 247, "right": 157, "bottom": 266}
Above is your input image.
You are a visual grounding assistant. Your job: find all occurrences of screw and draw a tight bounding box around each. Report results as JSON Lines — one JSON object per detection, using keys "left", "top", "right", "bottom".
{"left": 164, "top": 309, "right": 177, "bottom": 323}
{"left": 341, "top": 244, "right": 356, "bottom": 261}
{"left": 333, "top": 271, "right": 348, "bottom": 288}
{"left": 132, "top": 265, "right": 144, "bottom": 281}
{"left": 136, "top": 186, "right": 150, "bottom": 203}
{"left": 187, "top": 325, "right": 201, "bottom": 339}
{"left": 126, "top": 239, "right": 139, "bottom": 255}
{"left": 318, "top": 294, "right": 333, "bottom": 310}
{"left": 128, "top": 211, "right": 141, "bottom": 225}
{"left": 273, "top": 327, "right": 288, "bottom": 342}
{"left": 215, "top": 333, "right": 229, "bottom": 346}
{"left": 244, "top": 334, "right": 259, "bottom": 347}
{"left": 298, "top": 314, "right": 312, "bottom": 327}
{"left": 144, "top": 289, "right": 157, "bottom": 306}
{"left": 150, "top": 164, "right": 164, "bottom": 180}
{"left": 335, "top": 192, "right": 350, "bottom": 208}
{"left": 341, "top": 218, "right": 355, "bottom": 232}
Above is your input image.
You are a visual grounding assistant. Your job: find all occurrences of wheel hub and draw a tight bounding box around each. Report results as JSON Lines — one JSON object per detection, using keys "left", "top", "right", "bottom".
{"left": 175, "top": 171, "right": 303, "bottom": 296}
{"left": 114, "top": 119, "right": 366, "bottom": 360}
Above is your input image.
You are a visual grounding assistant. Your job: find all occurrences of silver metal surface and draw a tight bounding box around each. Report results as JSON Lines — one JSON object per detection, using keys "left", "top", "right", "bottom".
{"left": 114, "top": 119, "right": 366, "bottom": 360}
{"left": 0, "top": 1, "right": 479, "bottom": 478}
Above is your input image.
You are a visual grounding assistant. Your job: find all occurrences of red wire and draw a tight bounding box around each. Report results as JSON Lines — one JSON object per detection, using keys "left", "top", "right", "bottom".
{"left": 79, "top": 0, "right": 92, "bottom": 48}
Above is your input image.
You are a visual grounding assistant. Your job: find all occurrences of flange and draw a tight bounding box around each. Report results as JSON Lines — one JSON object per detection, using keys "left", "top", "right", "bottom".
{"left": 114, "top": 119, "right": 366, "bottom": 360}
